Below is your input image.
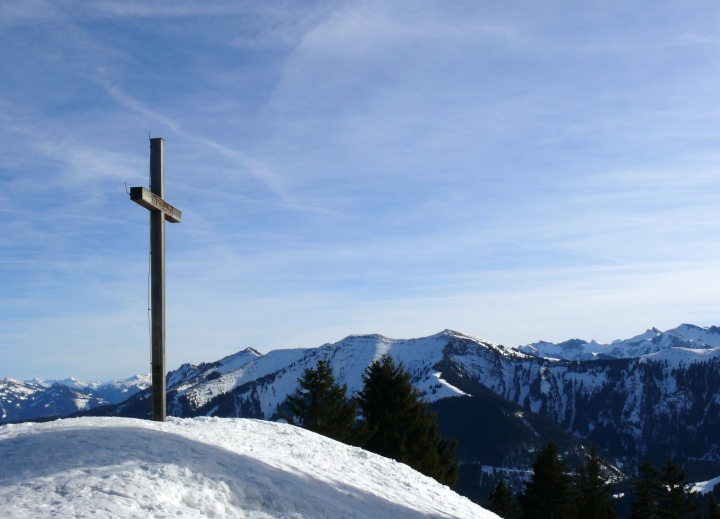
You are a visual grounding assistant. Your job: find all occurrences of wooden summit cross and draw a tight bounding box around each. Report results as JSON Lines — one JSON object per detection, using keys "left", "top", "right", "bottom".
{"left": 129, "top": 138, "right": 182, "bottom": 422}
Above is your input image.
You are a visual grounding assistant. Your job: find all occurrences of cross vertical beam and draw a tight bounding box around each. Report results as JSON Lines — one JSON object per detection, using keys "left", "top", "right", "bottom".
{"left": 130, "top": 137, "right": 182, "bottom": 422}
{"left": 149, "top": 138, "right": 166, "bottom": 422}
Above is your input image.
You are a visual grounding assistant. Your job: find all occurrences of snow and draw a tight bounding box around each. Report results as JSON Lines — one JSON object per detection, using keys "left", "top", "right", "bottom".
{"left": 216, "top": 348, "right": 263, "bottom": 374}
{"left": 640, "top": 346, "right": 720, "bottom": 367}
{"left": 27, "top": 377, "right": 90, "bottom": 390}
{"left": 515, "top": 324, "right": 720, "bottom": 361}
{"left": 672, "top": 324, "right": 720, "bottom": 348}
{"left": 173, "top": 331, "right": 476, "bottom": 416}
{"left": 27, "top": 375, "right": 152, "bottom": 393}
{"left": 693, "top": 474, "right": 720, "bottom": 494}
{"left": 0, "top": 417, "right": 498, "bottom": 519}
{"left": 73, "top": 397, "right": 90, "bottom": 410}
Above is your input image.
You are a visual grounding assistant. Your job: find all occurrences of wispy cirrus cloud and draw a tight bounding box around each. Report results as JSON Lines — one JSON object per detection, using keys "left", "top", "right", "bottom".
{"left": 98, "top": 79, "right": 334, "bottom": 214}
{"left": 3, "top": 0, "right": 720, "bottom": 380}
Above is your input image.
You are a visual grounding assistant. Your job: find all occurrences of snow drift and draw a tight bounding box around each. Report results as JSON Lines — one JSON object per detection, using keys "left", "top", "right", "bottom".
{"left": 0, "top": 417, "right": 497, "bottom": 518}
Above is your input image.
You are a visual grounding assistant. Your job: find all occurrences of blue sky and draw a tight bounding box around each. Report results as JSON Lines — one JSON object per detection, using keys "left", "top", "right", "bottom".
{"left": 2, "top": 1, "right": 720, "bottom": 381}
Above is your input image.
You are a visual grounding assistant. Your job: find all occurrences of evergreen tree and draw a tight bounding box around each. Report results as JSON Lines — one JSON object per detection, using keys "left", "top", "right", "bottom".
{"left": 282, "top": 359, "right": 358, "bottom": 443}
{"left": 630, "top": 461, "right": 661, "bottom": 519}
{"left": 575, "top": 446, "right": 616, "bottom": 519}
{"left": 519, "top": 442, "right": 576, "bottom": 519}
{"left": 489, "top": 479, "right": 521, "bottom": 519}
{"left": 657, "top": 460, "right": 698, "bottom": 519}
{"left": 357, "top": 354, "right": 458, "bottom": 486}
{"left": 705, "top": 494, "right": 720, "bottom": 519}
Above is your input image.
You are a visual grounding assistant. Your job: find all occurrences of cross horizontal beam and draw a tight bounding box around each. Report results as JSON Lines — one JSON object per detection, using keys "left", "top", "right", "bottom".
{"left": 129, "top": 186, "right": 182, "bottom": 223}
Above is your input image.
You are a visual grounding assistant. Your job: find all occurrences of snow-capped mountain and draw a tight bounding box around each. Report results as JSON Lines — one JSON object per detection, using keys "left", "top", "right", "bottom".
{"left": 0, "top": 375, "right": 149, "bottom": 423}
{"left": 516, "top": 323, "right": 720, "bottom": 361}
{"left": 158, "top": 330, "right": 519, "bottom": 419}
{"left": 6, "top": 324, "right": 720, "bottom": 505}
{"left": 0, "top": 416, "right": 498, "bottom": 518}
{"left": 70, "top": 325, "right": 718, "bottom": 501}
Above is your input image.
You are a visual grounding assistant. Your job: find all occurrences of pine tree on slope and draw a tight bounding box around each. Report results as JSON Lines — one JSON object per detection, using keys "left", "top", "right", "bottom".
{"left": 706, "top": 494, "right": 720, "bottom": 519}
{"left": 657, "top": 459, "right": 698, "bottom": 519}
{"left": 575, "top": 445, "right": 616, "bottom": 519}
{"left": 282, "top": 359, "right": 358, "bottom": 444}
{"left": 630, "top": 461, "right": 661, "bottom": 519}
{"left": 357, "top": 354, "right": 459, "bottom": 487}
{"left": 519, "top": 442, "right": 576, "bottom": 519}
{"left": 630, "top": 459, "right": 699, "bottom": 519}
{"left": 489, "top": 479, "right": 521, "bottom": 519}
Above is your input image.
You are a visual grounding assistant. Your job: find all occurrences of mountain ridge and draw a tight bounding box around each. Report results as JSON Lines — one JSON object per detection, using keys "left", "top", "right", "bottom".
{"left": 0, "top": 375, "right": 150, "bottom": 423}
{"left": 517, "top": 323, "right": 720, "bottom": 360}
{"left": 75, "top": 325, "right": 720, "bottom": 469}
{"left": 4, "top": 324, "right": 718, "bottom": 425}
{"left": 4, "top": 324, "right": 720, "bottom": 505}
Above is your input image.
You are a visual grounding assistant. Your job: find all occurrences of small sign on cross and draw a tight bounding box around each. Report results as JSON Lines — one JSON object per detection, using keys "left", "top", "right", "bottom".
{"left": 129, "top": 138, "right": 182, "bottom": 422}
{"left": 130, "top": 187, "right": 182, "bottom": 223}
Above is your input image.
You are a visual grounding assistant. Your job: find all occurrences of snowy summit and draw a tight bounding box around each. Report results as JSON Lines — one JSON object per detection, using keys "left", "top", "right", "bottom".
{"left": 0, "top": 417, "right": 497, "bottom": 519}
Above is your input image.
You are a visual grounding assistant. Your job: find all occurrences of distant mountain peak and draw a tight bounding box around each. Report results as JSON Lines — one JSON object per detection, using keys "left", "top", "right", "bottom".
{"left": 218, "top": 347, "right": 262, "bottom": 363}
{"left": 517, "top": 324, "right": 720, "bottom": 361}
{"left": 440, "top": 328, "right": 473, "bottom": 339}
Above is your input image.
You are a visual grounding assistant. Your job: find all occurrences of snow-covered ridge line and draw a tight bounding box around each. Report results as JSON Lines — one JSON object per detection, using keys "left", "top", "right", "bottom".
{"left": 164, "top": 324, "right": 718, "bottom": 428}
{"left": 0, "top": 375, "right": 151, "bottom": 424}
{"left": 693, "top": 474, "right": 720, "bottom": 495}
{"left": 515, "top": 324, "right": 720, "bottom": 361}
{"left": 25, "top": 374, "right": 151, "bottom": 390}
{"left": 169, "top": 330, "right": 479, "bottom": 414}
{"left": 3, "top": 324, "right": 718, "bottom": 426}
{"left": 640, "top": 346, "right": 720, "bottom": 367}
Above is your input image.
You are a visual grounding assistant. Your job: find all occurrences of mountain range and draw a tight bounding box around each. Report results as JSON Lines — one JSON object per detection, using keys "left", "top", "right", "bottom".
{"left": 0, "top": 375, "right": 149, "bottom": 423}
{"left": 2, "top": 323, "right": 719, "bottom": 506}
{"left": 518, "top": 323, "right": 720, "bottom": 360}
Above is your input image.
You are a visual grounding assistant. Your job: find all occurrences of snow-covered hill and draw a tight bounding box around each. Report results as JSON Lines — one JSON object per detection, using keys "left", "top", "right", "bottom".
{"left": 516, "top": 323, "right": 720, "bottom": 360}
{"left": 0, "top": 416, "right": 498, "bottom": 519}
